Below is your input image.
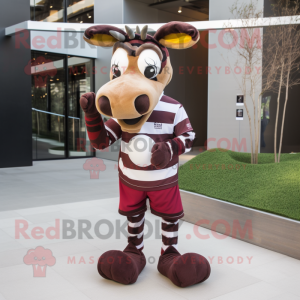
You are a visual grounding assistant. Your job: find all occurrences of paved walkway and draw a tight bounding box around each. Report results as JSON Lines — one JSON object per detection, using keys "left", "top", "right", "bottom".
{"left": 0, "top": 158, "right": 299, "bottom": 300}
{"left": 0, "top": 158, "right": 119, "bottom": 211}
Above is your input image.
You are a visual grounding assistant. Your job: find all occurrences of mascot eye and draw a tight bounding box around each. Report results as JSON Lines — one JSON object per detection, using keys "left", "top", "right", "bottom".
{"left": 138, "top": 49, "right": 161, "bottom": 80}
{"left": 111, "top": 48, "right": 129, "bottom": 79}
{"left": 144, "top": 65, "right": 157, "bottom": 79}
{"left": 112, "top": 64, "right": 121, "bottom": 78}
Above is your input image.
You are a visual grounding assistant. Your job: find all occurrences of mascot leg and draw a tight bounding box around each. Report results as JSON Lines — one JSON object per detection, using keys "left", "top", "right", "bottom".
{"left": 157, "top": 217, "right": 211, "bottom": 288}
{"left": 97, "top": 213, "right": 146, "bottom": 284}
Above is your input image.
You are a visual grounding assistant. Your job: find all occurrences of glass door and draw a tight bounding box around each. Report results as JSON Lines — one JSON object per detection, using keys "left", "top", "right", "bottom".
{"left": 31, "top": 52, "right": 66, "bottom": 159}
{"left": 31, "top": 51, "right": 95, "bottom": 160}
{"left": 68, "top": 56, "right": 94, "bottom": 157}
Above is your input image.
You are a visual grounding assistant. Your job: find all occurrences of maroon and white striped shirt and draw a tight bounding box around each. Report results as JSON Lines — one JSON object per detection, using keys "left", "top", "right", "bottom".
{"left": 85, "top": 93, "right": 195, "bottom": 191}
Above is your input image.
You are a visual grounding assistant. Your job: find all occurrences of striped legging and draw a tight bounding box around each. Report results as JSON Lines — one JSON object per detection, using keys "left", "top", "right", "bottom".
{"left": 127, "top": 213, "right": 179, "bottom": 254}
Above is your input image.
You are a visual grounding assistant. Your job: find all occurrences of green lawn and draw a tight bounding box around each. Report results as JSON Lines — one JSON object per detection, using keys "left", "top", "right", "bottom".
{"left": 178, "top": 149, "right": 300, "bottom": 221}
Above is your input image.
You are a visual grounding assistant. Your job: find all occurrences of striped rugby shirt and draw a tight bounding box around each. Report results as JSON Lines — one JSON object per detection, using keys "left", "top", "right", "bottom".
{"left": 85, "top": 93, "right": 195, "bottom": 191}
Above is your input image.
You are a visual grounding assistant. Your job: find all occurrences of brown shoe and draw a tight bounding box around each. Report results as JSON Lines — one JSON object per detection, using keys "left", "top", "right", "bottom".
{"left": 97, "top": 242, "right": 146, "bottom": 285}
{"left": 157, "top": 246, "right": 211, "bottom": 287}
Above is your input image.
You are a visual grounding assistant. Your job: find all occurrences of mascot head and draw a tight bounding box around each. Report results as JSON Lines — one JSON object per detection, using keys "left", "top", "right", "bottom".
{"left": 83, "top": 22, "right": 200, "bottom": 133}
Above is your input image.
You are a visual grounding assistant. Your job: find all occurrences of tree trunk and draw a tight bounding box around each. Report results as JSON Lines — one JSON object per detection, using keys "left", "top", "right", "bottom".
{"left": 252, "top": 85, "right": 257, "bottom": 164}
{"left": 274, "top": 63, "right": 284, "bottom": 163}
{"left": 248, "top": 113, "right": 254, "bottom": 164}
{"left": 278, "top": 67, "right": 290, "bottom": 162}
{"left": 244, "top": 99, "right": 254, "bottom": 164}
{"left": 255, "top": 94, "right": 261, "bottom": 164}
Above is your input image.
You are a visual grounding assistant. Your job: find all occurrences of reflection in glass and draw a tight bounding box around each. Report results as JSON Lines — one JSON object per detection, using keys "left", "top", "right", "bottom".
{"left": 67, "top": 0, "right": 94, "bottom": 23}
{"left": 31, "top": 51, "right": 66, "bottom": 159}
{"left": 68, "top": 56, "right": 94, "bottom": 157}
{"left": 30, "top": 0, "right": 64, "bottom": 22}
{"left": 261, "top": 96, "right": 271, "bottom": 148}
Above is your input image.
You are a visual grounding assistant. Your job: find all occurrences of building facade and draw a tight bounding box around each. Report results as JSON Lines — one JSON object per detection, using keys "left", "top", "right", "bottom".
{"left": 0, "top": 0, "right": 299, "bottom": 168}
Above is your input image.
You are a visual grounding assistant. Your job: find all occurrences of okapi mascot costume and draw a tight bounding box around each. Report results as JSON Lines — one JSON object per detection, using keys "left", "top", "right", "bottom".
{"left": 80, "top": 22, "right": 211, "bottom": 287}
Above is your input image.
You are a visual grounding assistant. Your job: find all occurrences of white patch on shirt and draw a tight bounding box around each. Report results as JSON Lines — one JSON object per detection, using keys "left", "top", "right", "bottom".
{"left": 124, "top": 135, "right": 155, "bottom": 167}
{"left": 154, "top": 122, "right": 162, "bottom": 129}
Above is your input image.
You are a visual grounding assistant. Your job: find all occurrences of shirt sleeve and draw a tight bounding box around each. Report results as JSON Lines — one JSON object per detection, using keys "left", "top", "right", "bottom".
{"left": 85, "top": 115, "right": 122, "bottom": 150}
{"left": 169, "top": 106, "right": 195, "bottom": 157}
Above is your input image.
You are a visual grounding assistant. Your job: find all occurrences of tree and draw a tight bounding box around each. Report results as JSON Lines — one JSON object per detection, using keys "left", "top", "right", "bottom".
{"left": 225, "top": 0, "right": 278, "bottom": 164}
{"left": 225, "top": 0, "right": 300, "bottom": 163}
{"left": 267, "top": 0, "right": 300, "bottom": 162}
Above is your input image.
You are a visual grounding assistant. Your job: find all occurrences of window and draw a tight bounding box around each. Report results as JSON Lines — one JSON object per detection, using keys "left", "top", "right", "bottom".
{"left": 30, "top": 0, "right": 64, "bottom": 22}
{"left": 30, "top": 0, "right": 94, "bottom": 23}
{"left": 67, "top": 0, "right": 94, "bottom": 23}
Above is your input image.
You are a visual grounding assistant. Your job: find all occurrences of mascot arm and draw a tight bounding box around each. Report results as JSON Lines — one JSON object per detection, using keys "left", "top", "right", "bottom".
{"left": 151, "top": 106, "right": 195, "bottom": 169}
{"left": 80, "top": 92, "right": 122, "bottom": 150}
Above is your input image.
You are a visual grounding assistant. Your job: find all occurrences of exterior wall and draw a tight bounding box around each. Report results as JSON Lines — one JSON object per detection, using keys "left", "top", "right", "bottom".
{"left": 207, "top": 0, "right": 263, "bottom": 153}
{"left": 95, "top": 0, "right": 124, "bottom": 24}
{"left": 165, "top": 38, "right": 208, "bottom": 147}
{"left": 0, "top": 0, "right": 32, "bottom": 168}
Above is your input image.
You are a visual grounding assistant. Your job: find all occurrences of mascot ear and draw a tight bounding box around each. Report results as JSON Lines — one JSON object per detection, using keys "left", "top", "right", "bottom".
{"left": 83, "top": 25, "right": 127, "bottom": 47}
{"left": 153, "top": 21, "right": 199, "bottom": 49}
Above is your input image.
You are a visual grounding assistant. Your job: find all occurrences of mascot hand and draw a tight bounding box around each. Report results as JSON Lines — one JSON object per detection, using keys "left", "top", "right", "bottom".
{"left": 151, "top": 142, "right": 171, "bottom": 169}
{"left": 80, "top": 92, "right": 98, "bottom": 117}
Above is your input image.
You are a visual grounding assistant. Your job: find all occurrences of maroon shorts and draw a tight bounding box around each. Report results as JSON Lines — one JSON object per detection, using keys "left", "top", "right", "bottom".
{"left": 118, "top": 181, "right": 184, "bottom": 220}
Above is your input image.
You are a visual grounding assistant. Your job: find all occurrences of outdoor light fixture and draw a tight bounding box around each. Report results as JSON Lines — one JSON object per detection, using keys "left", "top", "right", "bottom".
{"left": 50, "top": 5, "right": 53, "bottom": 8}
{"left": 178, "top": 6, "right": 182, "bottom": 13}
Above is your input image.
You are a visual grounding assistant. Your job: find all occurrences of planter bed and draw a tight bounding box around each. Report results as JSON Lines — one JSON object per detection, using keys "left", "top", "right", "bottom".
{"left": 178, "top": 149, "right": 300, "bottom": 259}
{"left": 180, "top": 190, "right": 300, "bottom": 260}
